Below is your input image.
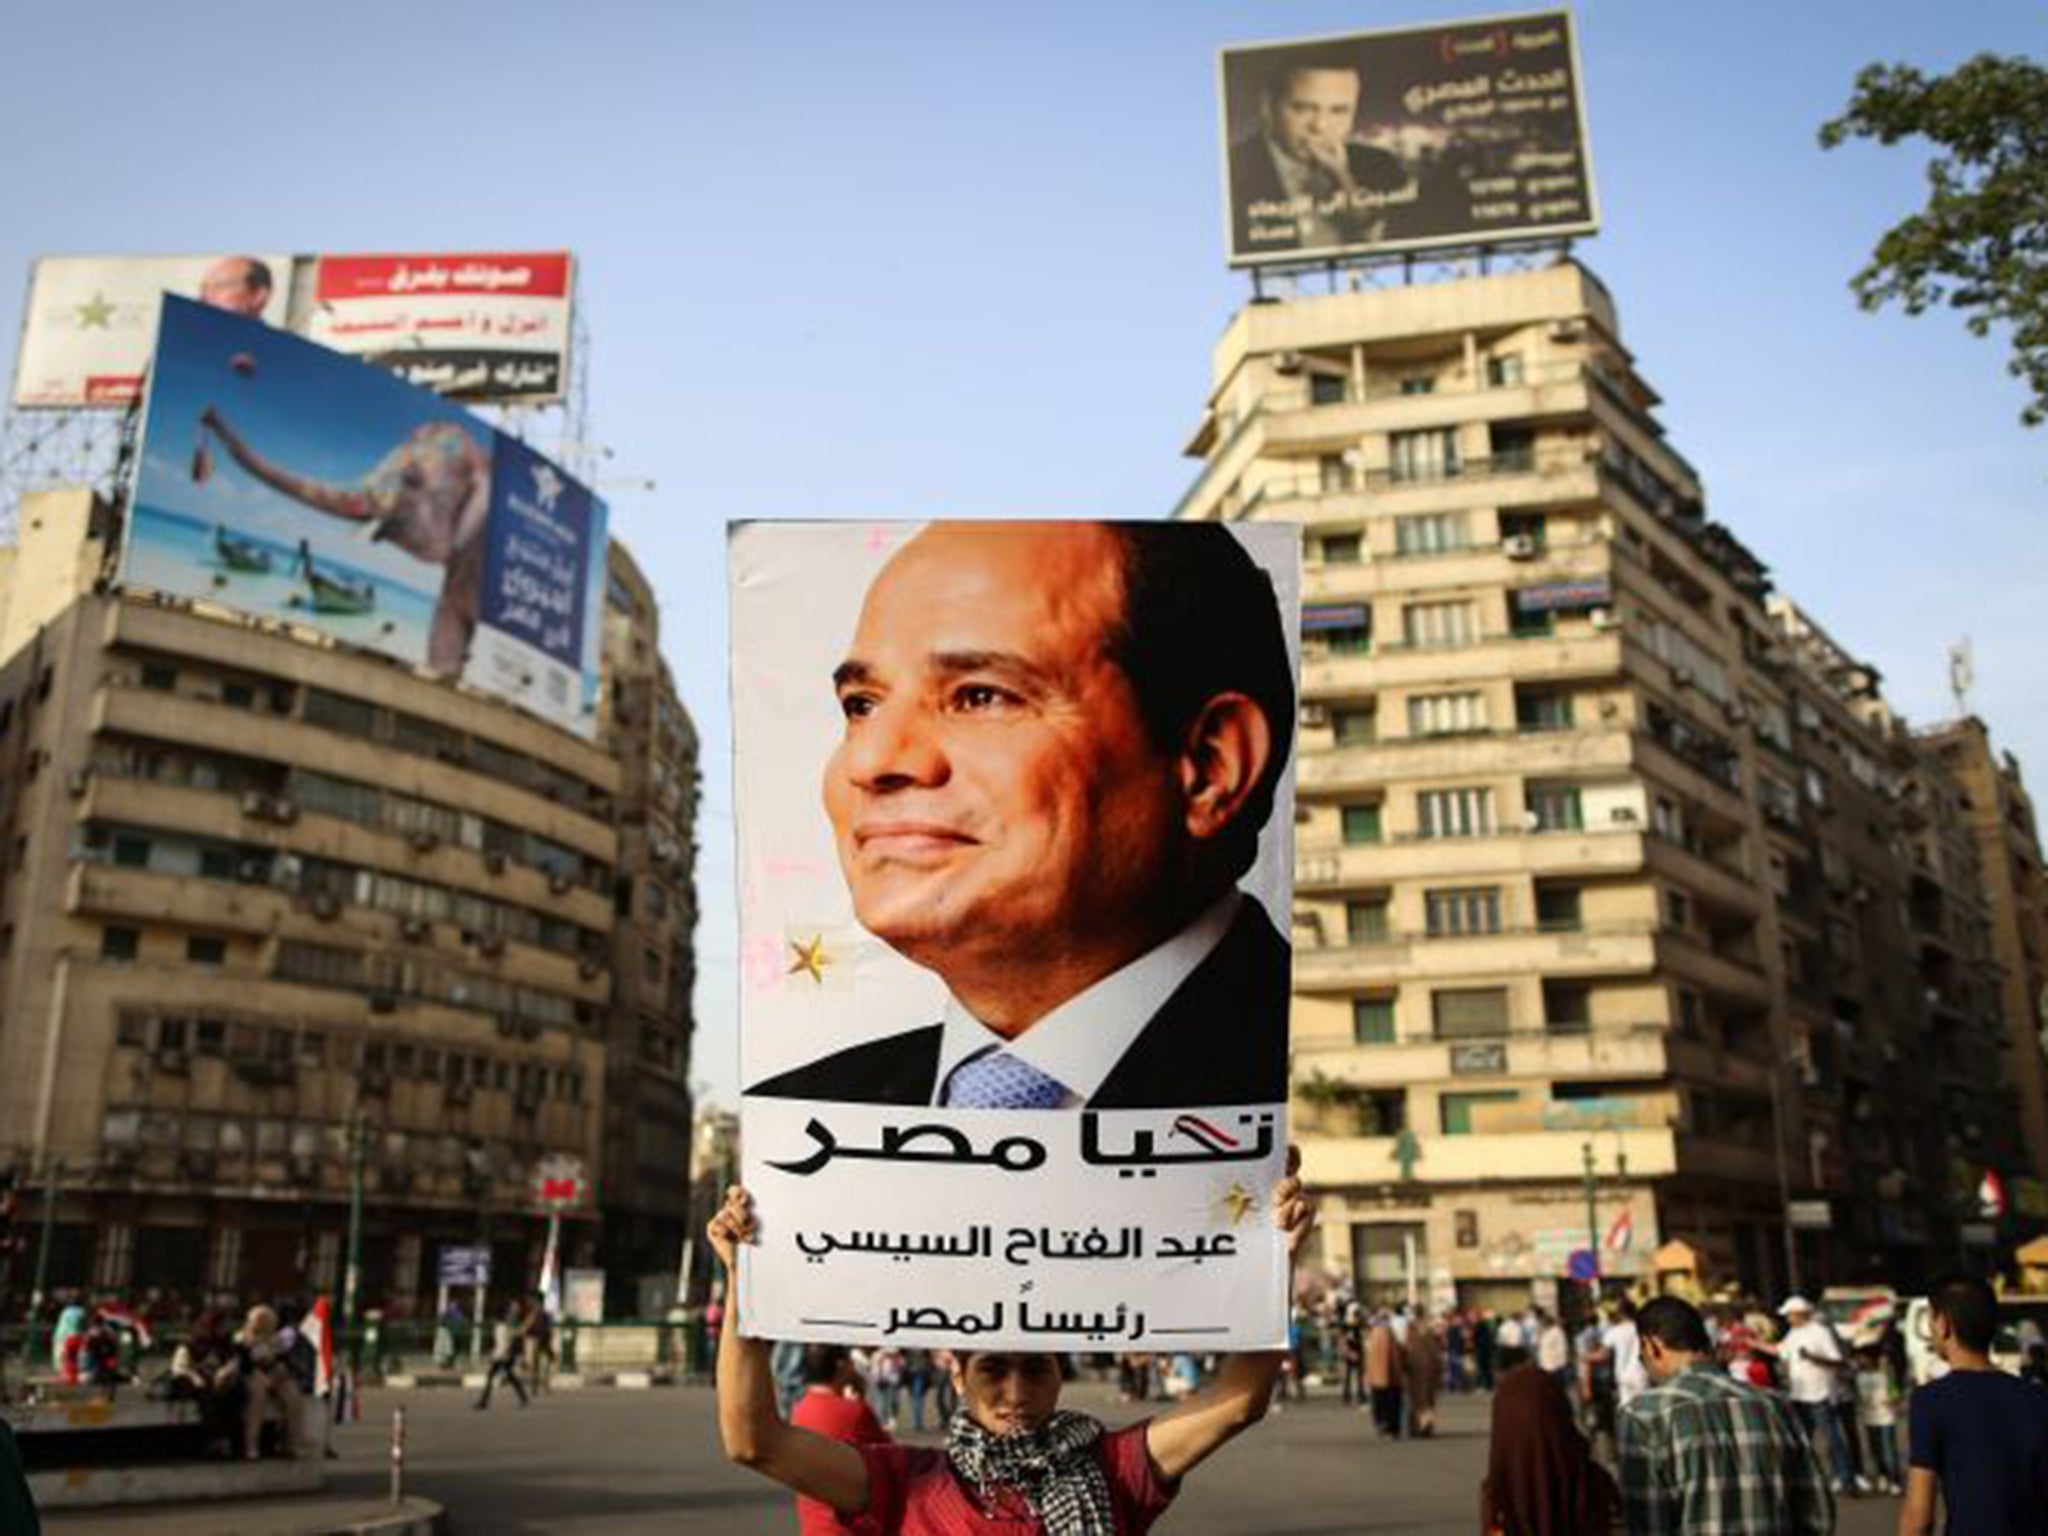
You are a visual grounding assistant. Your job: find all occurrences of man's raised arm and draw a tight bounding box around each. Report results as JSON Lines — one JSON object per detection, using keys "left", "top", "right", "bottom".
{"left": 708, "top": 1187, "right": 872, "bottom": 1515}
{"left": 1145, "top": 1147, "right": 1315, "bottom": 1481}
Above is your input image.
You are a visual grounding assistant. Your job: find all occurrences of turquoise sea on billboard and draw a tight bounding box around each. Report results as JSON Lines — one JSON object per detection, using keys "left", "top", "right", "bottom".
{"left": 121, "top": 504, "right": 440, "bottom": 661}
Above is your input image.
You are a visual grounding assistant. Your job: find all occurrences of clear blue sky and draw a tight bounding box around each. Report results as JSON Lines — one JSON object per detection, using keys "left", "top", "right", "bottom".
{"left": 3, "top": 2, "right": 2043, "bottom": 1109}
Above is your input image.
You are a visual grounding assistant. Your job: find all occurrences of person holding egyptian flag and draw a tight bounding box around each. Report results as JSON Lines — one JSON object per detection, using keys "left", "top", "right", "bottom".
{"left": 297, "top": 1296, "right": 353, "bottom": 1458}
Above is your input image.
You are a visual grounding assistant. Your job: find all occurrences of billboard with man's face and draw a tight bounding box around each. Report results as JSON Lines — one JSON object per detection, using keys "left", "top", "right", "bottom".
{"left": 1219, "top": 10, "right": 1598, "bottom": 266}
{"left": 731, "top": 520, "right": 1300, "bottom": 1352}
{"left": 123, "top": 295, "right": 607, "bottom": 738}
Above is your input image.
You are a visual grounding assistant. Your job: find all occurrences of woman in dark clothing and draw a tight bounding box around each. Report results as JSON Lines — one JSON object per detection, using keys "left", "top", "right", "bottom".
{"left": 1481, "top": 1363, "right": 1619, "bottom": 1536}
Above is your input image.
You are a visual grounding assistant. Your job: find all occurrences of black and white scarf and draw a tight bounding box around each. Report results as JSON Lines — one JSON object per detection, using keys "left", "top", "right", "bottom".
{"left": 944, "top": 1408, "right": 1115, "bottom": 1535}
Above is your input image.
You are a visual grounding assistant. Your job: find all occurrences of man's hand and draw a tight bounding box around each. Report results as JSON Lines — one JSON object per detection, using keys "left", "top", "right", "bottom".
{"left": 707, "top": 1184, "right": 755, "bottom": 1272}
{"left": 1274, "top": 1143, "right": 1316, "bottom": 1259}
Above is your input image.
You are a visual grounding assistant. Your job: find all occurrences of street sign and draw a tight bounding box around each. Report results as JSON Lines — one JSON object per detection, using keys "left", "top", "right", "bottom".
{"left": 1786, "top": 1200, "right": 1832, "bottom": 1231}
{"left": 437, "top": 1245, "right": 491, "bottom": 1287}
{"left": 529, "top": 1153, "right": 588, "bottom": 1211}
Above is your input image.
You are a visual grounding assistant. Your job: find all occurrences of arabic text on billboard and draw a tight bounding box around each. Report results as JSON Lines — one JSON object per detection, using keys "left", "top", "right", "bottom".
{"left": 305, "top": 252, "right": 572, "bottom": 403}
{"left": 123, "top": 295, "right": 605, "bottom": 737}
{"left": 1219, "top": 11, "right": 1597, "bottom": 266}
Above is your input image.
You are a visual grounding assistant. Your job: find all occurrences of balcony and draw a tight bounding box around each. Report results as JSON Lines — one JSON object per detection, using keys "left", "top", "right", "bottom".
{"left": 1300, "top": 1126, "right": 1679, "bottom": 1187}
{"left": 1299, "top": 726, "right": 1633, "bottom": 793}
{"left": 1656, "top": 931, "right": 1773, "bottom": 1005}
{"left": 1304, "top": 537, "right": 1612, "bottom": 604}
{"left": 1251, "top": 455, "right": 1602, "bottom": 522}
{"left": 1642, "top": 832, "right": 1764, "bottom": 916}
{"left": 1295, "top": 1023, "right": 1672, "bottom": 1087}
{"left": 1297, "top": 826, "right": 1647, "bottom": 890}
{"left": 1293, "top": 924, "right": 1656, "bottom": 990}
{"left": 1302, "top": 631, "right": 1625, "bottom": 696}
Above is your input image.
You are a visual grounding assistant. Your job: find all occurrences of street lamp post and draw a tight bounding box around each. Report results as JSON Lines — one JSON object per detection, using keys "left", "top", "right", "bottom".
{"left": 1582, "top": 1141, "right": 1602, "bottom": 1289}
{"left": 18, "top": 1161, "right": 58, "bottom": 1374}
{"left": 342, "top": 1107, "right": 368, "bottom": 1369}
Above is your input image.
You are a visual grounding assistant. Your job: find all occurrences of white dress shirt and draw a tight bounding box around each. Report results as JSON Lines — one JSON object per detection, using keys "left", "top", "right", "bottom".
{"left": 930, "top": 893, "right": 1243, "bottom": 1108}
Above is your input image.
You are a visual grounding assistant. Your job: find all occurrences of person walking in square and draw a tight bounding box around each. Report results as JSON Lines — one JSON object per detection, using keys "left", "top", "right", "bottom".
{"left": 1616, "top": 1296, "right": 1831, "bottom": 1535}
{"left": 474, "top": 1298, "right": 530, "bottom": 1410}
{"left": 1899, "top": 1273, "right": 2048, "bottom": 1535}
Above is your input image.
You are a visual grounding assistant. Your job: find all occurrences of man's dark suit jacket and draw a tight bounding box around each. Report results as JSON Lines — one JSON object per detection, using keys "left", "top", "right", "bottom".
{"left": 746, "top": 898, "right": 1289, "bottom": 1109}
{"left": 1228, "top": 133, "right": 1414, "bottom": 259}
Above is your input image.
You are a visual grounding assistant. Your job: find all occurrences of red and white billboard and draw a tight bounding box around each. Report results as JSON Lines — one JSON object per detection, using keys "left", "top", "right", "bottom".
{"left": 304, "top": 251, "right": 573, "bottom": 403}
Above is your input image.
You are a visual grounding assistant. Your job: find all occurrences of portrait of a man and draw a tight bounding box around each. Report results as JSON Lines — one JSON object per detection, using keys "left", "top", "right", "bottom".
{"left": 1228, "top": 53, "right": 1417, "bottom": 260}
{"left": 197, "top": 255, "right": 275, "bottom": 318}
{"left": 745, "top": 520, "right": 1296, "bottom": 1111}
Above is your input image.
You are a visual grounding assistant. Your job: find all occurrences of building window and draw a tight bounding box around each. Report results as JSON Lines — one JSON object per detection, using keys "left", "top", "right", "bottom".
{"left": 1407, "top": 691, "right": 1487, "bottom": 737}
{"left": 101, "top": 926, "right": 139, "bottom": 961}
{"left": 1332, "top": 706, "right": 1377, "bottom": 746}
{"left": 1425, "top": 887, "right": 1502, "bottom": 937}
{"left": 1309, "top": 372, "right": 1349, "bottom": 405}
{"left": 303, "top": 689, "right": 380, "bottom": 737}
{"left": 1345, "top": 899, "right": 1390, "bottom": 943}
{"left": 1508, "top": 596, "right": 1555, "bottom": 639}
{"left": 222, "top": 682, "right": 256, "bottom": 710}
{"left": 1433, "top": 987, "right": 1510, "bottom": 1039}
{"left": 1417, "top": 787, "right": 1494, "bottom": 839}
{"left": 1440, "top": 1090, "right": 1520, "bottom": 1135}
{"left": 1395, "top": 513, "right": 1469, "bottom": 557}
{"left": 1499, "top": 510, "right": 1546, "bottom": 549}
{"left": 1544, "top": 981, "right": 1592, "bottom": 1035}
{"left": 117, "top": 1014, "right": 148, "bottom": 1046}
{"left": 1527, "top": 783, "right": 1585, "bottom": 832}
{"left": 1535, "top": 885, "right": 1583, "bottom": 933}
{"left": 1490, "top": 425, "right": 1537, "bottom": 473}
{"left": 1665, "top": 890, "right": 1692, "bottom": 930}
{"left": 1318, "top": 454, "right": 1354, "bottom": 493}
{"left": 1352, "top": 995, "right": 1396, "bottom": 1045}
{"left": 1487, "top": 354, "right": 1526, "bottom": 388}
{"left": 1320, "top": 532, "right": 1363, "bottom": 564}
{"left": 1390, "top": 428, "right": 1461, "bottom": 484}
{"left": 112, "top": 834, "right": 151, "bottom": 869}
{"left": 1341, "top": 803, "right": 1383, "bottom": 845}
{"left": 1359, "top": 1090, "right": 1407, "bottom": 1134}
{"left": 1455, "top": 1209, "right": 1481, "bottom": 1247}
{"left": 1304, "top": 603, "right": 1371, "bottom": 656}
{"left": 1675, "top": 987, "right": 1704, "bottom": 1035}
{"left": 140, "top": 662, "right": 178, "bottom": 692}
{"left": 199, "top": 847, "right": 236, "bottom": 881}
{"left": 186, "top": 936, "right": 226, "bottom": 967}
{"left": 1398, "top": 375, "right": 1436, "bottom": 396}
{"left": 1402, "top": 600, "right": 1477, "bottom": 649}
{"left": 1516, "top": 688, "right": 1574, "bottom": 732}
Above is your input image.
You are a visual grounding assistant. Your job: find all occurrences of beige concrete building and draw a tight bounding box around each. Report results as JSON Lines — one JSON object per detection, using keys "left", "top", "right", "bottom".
{"left": 594, "top": 543, "right": 701, "bottom": 1311}
{"left": 0, "top": 487, "right": 695, "bottom": 1314}
{"left": 1174, "top": 260, "right": 2029, "bottom": 1304}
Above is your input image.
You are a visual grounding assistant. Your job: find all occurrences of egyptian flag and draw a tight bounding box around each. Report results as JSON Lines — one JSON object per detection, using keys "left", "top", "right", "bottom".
{"left": 1604, "top": 1206, "right": 1635, "bottom": 1255}
{"left": 94, "top": 1303, "right": 154, "bottom": 1348}
{"left": 304, "top": 1296, "right": 334, "bottom": 1398}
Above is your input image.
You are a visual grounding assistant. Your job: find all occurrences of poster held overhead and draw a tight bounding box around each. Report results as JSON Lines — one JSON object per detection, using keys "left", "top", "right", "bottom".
{"left": 731, "top": 519, "right": 1301, "bottom": 1351}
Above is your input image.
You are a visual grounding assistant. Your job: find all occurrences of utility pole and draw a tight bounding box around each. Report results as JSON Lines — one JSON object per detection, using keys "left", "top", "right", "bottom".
{"left": 1581, "top": 1141, "right": 1602, "bottom": 1288}
{"left": 342, "top": 1106, "right": 367, "bottom": 1369}
{"left": 19, "top": 1160, "right": 57, "bottom": 1373}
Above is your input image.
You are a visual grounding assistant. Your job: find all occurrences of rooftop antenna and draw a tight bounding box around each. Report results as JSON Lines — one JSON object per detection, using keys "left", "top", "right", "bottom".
{"left": 1948, "top": 636, "right": 1975, "bottom": 718}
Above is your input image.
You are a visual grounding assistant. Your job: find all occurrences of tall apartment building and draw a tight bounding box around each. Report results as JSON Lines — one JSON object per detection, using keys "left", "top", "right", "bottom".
{"left": 1173, "top": 260, "right": 2028, "bottom": 1304}
{"left": 1922, "top": 717, "right": 2048, "bottom": 1205}
{"left": 0, "top": 487, "right": 697, "bottom": 1312}
{"left": 594, "top": 544, "right": 700, "bottom": 1312}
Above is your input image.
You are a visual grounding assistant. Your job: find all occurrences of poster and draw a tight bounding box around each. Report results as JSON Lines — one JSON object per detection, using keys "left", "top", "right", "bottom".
{"left": 10, "top": 253, "right": 293, "bottom": 407}
{"left": 304, "top": 252, "right": 572, "bottom": 403}
{"left": 1219, "top": 11, "right": 1598, "bottom": 266}
{"left": 123, "top": 295, "right": 606, "bottom": 737}
{"left": 731, "top": 519, "right": 1301, "bottom": 1350}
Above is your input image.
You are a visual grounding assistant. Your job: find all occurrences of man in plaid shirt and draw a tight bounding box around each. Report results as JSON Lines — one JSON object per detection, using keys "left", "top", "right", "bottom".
{"left": 1617, "top": 1297, "right": 1833, "bottom": 1535}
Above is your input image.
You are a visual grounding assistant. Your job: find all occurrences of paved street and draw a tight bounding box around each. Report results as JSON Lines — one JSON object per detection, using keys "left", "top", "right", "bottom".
{"left": 41, "top": 1379, "right": 1906, "bottom": 1535}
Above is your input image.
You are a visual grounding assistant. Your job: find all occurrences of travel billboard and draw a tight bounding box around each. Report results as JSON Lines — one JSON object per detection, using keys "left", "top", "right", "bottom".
{"left": 1219, "top": 11, "right": 1598, "bottom": 266}
{"left": 10, "top": 254, "right": 293, "bottom": 407}
{"left": 731, "top": 520, "right": 1300, "bottom": 1350}
{"left": 303, "top": 251, "right": 572, "bottom": 403}
{"left": 123, "top": 295, "right": 606, "bottom": 738}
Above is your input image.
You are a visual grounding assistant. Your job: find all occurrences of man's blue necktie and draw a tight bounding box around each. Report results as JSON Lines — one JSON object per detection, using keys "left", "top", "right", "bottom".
{"left": 942, "top": 1044, "right": 1070, "bottom": 1109}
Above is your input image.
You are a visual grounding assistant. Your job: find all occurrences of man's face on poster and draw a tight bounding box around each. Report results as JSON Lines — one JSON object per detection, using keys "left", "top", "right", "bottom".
{"left": 823, "top": 523, "right": 1186, "bottom": 983}
{"left": 1271, "top": 67, "right": 1360, "bottom": 169}
{"left": 199, "top": 257, "right": 270, "bottom": 317}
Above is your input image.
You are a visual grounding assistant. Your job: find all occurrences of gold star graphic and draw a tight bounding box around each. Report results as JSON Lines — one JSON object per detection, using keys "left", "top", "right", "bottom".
{"left": 74, "top": 292, "right": 116, "bottom": 330}
{"left": 786, "top": 934, "right": 831, "bottom": 985}
{"left": 1220, "top": 1182, "right": 1260, "bottom": 1227}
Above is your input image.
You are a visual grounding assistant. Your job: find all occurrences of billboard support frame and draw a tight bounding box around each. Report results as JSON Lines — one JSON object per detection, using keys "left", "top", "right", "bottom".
{"left": 1244, "top": 234, "right": 1581, "bottom": 301}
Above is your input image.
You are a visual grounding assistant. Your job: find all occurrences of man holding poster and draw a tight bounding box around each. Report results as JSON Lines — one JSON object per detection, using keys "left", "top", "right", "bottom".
{"left": 709, "top": 1162, "right": 1314, "bottom": 1532}
{"left": 746, "top": 521, "right": 1294, "bottom": 1112}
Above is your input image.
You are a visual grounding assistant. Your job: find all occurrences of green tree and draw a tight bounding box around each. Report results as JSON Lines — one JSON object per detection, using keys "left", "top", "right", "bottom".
{"left": 1819, "top": 53, "right": 2048, "bottom": 426}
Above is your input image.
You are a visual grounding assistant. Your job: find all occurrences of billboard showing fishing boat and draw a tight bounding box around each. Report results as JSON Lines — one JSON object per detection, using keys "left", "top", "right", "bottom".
{"left": 122, "top": 295, "right": 607, "bottom": 738}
